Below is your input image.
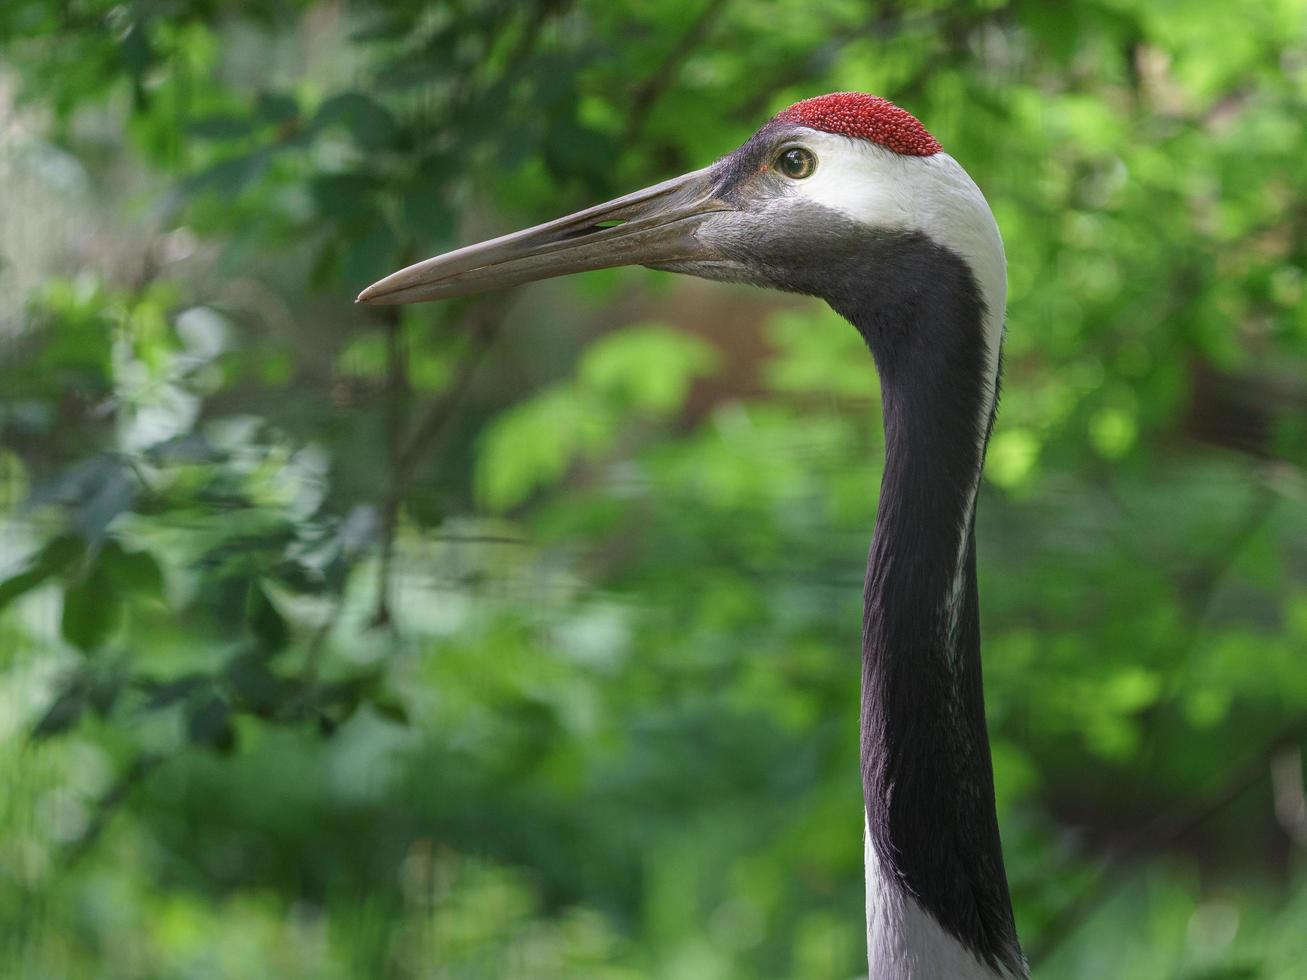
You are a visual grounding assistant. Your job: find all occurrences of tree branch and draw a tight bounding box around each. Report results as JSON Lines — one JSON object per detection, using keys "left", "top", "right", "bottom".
{"left": 623, "top": 0, "right": 732, "bottom": 144}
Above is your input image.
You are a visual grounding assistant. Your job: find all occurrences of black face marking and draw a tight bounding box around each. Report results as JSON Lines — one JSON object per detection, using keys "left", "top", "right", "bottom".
{"left": 681, "top": 120, "right": 827, "bottom": 214}
{"left": 716, "top": 121, "right": 818, "bottom": 193}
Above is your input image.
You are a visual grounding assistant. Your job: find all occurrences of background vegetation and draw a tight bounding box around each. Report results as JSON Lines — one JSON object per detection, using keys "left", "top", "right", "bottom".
{"left": 3, "top": 1, "right": 1306, "bottom": 977}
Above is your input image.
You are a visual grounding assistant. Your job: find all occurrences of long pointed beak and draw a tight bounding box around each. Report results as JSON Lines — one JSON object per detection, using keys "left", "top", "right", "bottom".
{"left": 357, "top": 167, "right": 732, "bottom": 305}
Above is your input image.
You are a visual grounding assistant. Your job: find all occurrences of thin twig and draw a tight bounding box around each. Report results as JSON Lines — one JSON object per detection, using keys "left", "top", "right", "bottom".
{"left": 1030, "top": 482, "right": 1280, "bottom": 966}
{"left": 65, "top": 751, "right": 165, "bottom": 867}
{"left": 373, "top": 308, "right": 409, "bottom": 628}
{"left": 623, "top": 0, "right": 732, "bottom": 144}
{"left": 730, "top": 3, "right": 986, "bottom": 123}
{"left": 731, "top": 2, "right": 907, "bottom": 121}
{"left": 366, "top": 297, "right": 511, "bottom": 629}
{"left": 1133, "top": 484, "right": 1279, "bottom": 785}
{"left": 429, "top": 533, "right": 530, "bottom": 546}
{"left": 394, "top": 297, "right": 510, "bottom": 486}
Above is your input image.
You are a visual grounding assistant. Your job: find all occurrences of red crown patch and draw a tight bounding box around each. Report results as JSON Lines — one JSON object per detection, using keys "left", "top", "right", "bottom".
{"left": 775, "top": 93, "right": 941, "bottom": 157}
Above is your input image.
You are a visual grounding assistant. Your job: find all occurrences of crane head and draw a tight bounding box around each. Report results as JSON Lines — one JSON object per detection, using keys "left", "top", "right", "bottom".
{"left": 357, "top": 92, "right": 1003, "bottom": 334}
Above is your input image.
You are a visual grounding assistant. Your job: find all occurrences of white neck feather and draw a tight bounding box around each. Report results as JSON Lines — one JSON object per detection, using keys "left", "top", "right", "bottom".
{"left": 864, "top": 818, "right": 1026, "bottom": 980}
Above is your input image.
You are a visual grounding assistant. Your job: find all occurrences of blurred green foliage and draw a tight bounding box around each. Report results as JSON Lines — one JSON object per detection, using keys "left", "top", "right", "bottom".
{"left": 2, "top": 1, "right": 1307, "bottom": 977}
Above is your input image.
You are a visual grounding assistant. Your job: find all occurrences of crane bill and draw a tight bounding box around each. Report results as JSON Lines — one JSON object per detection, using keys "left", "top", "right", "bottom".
{"left": 357, "top": 166, "right": 732, "bottom": 305}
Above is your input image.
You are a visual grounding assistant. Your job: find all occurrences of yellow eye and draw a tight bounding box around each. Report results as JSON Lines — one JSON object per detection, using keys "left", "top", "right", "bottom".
{"left": 776, "top": 147, "right": 817, "bottom": 179}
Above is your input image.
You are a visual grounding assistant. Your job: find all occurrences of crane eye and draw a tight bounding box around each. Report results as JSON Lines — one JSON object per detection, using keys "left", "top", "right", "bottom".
{"left": 776, "top": 147, "right": 816, "bottom": 179}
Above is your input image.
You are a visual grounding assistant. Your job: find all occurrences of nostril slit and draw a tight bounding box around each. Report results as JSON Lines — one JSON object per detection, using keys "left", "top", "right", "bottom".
{"left": 561, "top": 218, "right": 628, "bottom": 242}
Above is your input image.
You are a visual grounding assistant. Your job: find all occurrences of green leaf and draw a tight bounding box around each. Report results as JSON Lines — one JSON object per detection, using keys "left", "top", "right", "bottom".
{"left": 113, "top": 546, "right": 163, "bottom": 594}
{"left": 144, "top": 674, "right": 208, "bottom": 709}
{"left": 342, "top": 217, "right": 397, "bottom": 289}
{"left": 61, "top": 569, "right": 119, "bottom": 652}
{"left": 118, "top": 21, "right": 153, "bottom": 77}
{"left": 310, "top": 173, "right": 380, "bottom": 224}
{"left": 578, "top": 324, "right": 717, "bottom": 414}
{"left": 188, "top": 114, "right": 254, "bottom": 140}
{"left": 311, "top": 92, "right": 397, "bottom": 150}
{"left": 370, "top": 694, "right": 410, "bottom": 726}
{"left": 55, "top": 538, "right": 158, "bottom": 652}
{"left": 0, "top": 535, "right": 84, "bottom": 612}
{"left": 188, "top": 695, "right": 235, "bottom": 751}
{"left": 0, "top": 566, "right": 54, "bottom": 610}
{"left": 401, "top": 179, "right": 454, "bottom": 240}
{"left": 475, "top": 387, "right": 615, "bottom": 511}
{"left": 226, "top": 651, "right": 289, "bottom": 713}
{"left": 184, "top": 149, "right": 270, "bottom": 197}
{"left": 32, "top": 680, "right": 86, "bottom": 739}
{"left": 76, "top": 461, "right": 136, "bottom": 543}
{"left": 0, "top": 533, "right": 83, "bottom": 611}
{"left": 246, "top": 581, "right": 288, "bottom": 652}
{"left": 255, "top": 91, "right": 298, "bottom": 126}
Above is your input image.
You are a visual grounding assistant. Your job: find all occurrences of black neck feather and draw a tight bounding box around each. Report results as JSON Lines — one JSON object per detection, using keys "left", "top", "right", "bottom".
{"left": 701, "top": 206, "right": 1022, "bottom": 969}
{"left": 827, "top": 232, "right": 1021, "bottom": 974}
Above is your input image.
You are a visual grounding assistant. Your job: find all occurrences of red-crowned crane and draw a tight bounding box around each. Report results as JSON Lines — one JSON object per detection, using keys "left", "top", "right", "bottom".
{"left": 360, "top": 93, "right": 1023, "bottom": 980}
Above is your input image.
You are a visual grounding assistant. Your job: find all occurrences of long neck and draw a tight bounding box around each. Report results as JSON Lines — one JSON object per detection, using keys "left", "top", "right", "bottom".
{"left": 833, "top": 234, "right": 1023, "bottom": 979}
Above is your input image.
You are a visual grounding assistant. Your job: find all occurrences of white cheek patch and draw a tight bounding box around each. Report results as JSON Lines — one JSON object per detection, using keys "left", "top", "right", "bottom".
{"left": 782, "top": 129, "right": 1007, "bottom": 409}
{"left": 792, "top": 132, "right": 920, "bottom": 233}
